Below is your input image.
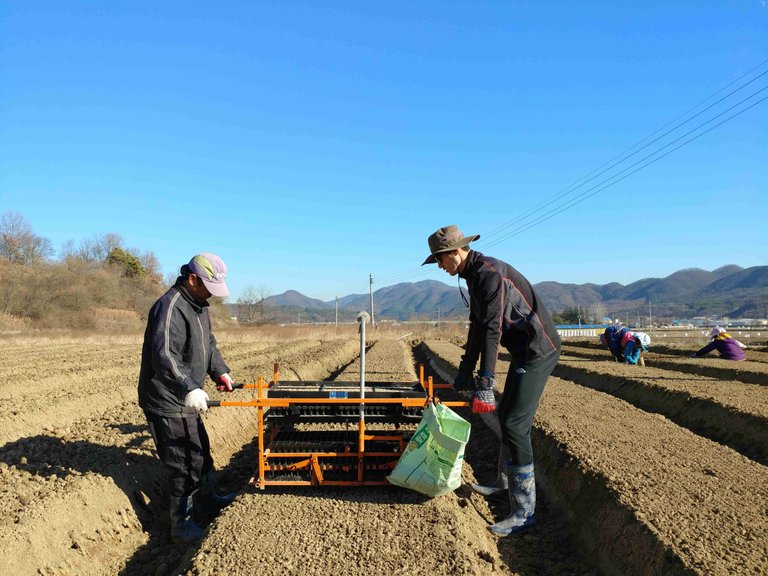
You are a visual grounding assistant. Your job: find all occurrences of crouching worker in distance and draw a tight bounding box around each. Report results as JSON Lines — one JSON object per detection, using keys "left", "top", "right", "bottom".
{"left": 423, "top": 225, "right": 561, "bottom": 536}
{"left": 691, "top": 326, "right": 747, "bottom": 361}
{"left": 138, "top": 253, "right": 238, "bottom": 543}
{"left": 600, "top": 325, "right": 651, "bottom": 365}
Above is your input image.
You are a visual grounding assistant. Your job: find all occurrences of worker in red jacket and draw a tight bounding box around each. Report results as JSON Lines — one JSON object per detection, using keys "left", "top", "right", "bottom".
{"left": 423, "top": 225, "right": 561, "bottom": 537}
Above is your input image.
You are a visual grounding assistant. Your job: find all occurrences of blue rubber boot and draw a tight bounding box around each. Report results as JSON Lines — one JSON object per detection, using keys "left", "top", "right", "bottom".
{"left": 170, "top": 496, "right": 205, "bottom": 543}
{"left": 488, "top": 462, "right": 536, "bottom": 536}
{"left": 195, "top": 470, "right": 236, "bottom": 516}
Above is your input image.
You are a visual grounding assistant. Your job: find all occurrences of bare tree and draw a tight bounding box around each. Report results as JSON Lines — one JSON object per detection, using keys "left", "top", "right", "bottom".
{"left": 255, "top": 284, "right": 272, "bottom": 321}
{"left": 237, "top": 287, "right": 260, "bottom": 323}
{"left": 0, "top": 211, "right": 53, "bottom": 264}
{"left": 139, "top": 250, "right": 160, "bottom": 279}
{"left": 59, "top": 239, "right": 78, "bottom": 262}
{"left": 59, "top": 233, "right": 125, "bottom": 265}
{"left": 237, "top": 285, "right": 271, "bottom": 323}
{"left": 79, "top": 233, "right": 124, "bottom": 263}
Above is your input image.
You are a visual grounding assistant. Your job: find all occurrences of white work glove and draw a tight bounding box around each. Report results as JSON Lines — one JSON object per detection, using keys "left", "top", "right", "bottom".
{"left": 216, "top": 373, "right": 234, "bottom": 392}
{"left": 184, "top": 388, "right": 209, "bottom": 413}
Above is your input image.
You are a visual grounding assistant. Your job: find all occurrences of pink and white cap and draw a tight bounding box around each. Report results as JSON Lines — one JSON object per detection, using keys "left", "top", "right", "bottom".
{"left": 188, "top": 253, "right": 229, "bottom": 297}
{"left": 709, "top": 326, "right": 726, "bottom": 338}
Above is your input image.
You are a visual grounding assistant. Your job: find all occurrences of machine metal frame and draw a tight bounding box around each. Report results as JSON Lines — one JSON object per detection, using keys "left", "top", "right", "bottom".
{"left": 211, "top": 313, "right": 467, "bottom": 488}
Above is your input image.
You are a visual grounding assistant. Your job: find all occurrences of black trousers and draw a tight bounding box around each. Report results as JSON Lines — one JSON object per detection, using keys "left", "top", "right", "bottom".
{"left": 497, "top": 350, "right": 560, "bottom": 466}
{"left": 145, "top": 411, "right": 214, "bottom": 499}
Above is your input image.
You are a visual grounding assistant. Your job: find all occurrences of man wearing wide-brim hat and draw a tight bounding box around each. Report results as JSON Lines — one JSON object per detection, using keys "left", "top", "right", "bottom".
{"left": 423, "top": 225, "right": 561, "bottom": 537}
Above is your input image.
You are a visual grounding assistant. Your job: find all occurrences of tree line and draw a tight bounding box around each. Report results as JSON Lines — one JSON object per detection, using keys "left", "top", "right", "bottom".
{"left": 0, "top": 211, "right": 229, "bottom": 330}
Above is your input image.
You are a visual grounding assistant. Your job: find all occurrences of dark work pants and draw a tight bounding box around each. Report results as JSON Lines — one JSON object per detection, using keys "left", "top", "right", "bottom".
{"left": 145, "top": 411, "right": 214, "bottom": 499}
{"left": 497, "top": 350, "right": 560, "bottom": 466}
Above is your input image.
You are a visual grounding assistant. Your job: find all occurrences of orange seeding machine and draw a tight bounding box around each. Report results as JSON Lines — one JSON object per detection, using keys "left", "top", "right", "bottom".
{"left": 210, "top": 312, "right": 467, "bottom": 488}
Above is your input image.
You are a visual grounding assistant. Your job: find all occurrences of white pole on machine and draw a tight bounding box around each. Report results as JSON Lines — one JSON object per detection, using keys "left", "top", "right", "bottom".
{"left": 357, "top": 311, "right": 370, "bottom": 420}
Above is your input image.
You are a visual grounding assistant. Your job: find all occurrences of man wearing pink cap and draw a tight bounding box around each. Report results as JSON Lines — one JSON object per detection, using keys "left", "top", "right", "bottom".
{"left": 138, "top": 253, "right": 237, "bottom": 542}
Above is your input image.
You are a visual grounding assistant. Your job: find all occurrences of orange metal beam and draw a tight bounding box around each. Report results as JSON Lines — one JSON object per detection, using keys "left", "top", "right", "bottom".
{"left": 257, "top": 480, "right": 392, "bottom": 487}
{"left": 311, "top": 456, "right": 324, "bottom": 483}
{"left": 264, "top": 452, "right": 402, "bottom": 458}
{"left": 241, "top": 366, "right": 468, "bottom": 488}
{"left": 216, "top": 397, "right": 431, "bottom": 407}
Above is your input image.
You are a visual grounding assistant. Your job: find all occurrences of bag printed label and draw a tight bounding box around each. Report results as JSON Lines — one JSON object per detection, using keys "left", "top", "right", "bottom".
{"left": 408, "top": 425, "right": 430, "bottom": 450}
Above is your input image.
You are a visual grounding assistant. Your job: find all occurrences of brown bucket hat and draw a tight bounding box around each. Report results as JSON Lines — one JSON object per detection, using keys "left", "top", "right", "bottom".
{"left": 422, "top": 225, "right": 480, "bottom": 265}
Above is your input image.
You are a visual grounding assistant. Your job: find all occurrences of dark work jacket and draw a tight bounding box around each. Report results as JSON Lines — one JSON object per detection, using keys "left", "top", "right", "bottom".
{"left": 602, "top": 325, "right": 629, "bottom": 361}
{"left": 138, "top": 280, "right": 230, "bottom": 417}
{"left": 459, "top": 250, "right": 561, "bottom": 375}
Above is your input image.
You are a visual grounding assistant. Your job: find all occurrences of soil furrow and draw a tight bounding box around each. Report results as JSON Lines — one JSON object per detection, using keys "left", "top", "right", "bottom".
{"left": 0, "top": 337, "right": 364, "bottom": 576}
{"left": 420, "top": 340, "right": 768, "bottom": 576}
{"left": 3, "top": 331, "right": 766, "bottom": 576}
{"left": 182, "top": 337, "right": 509, "bottom": 576}
{"left": 560, "top": 344, "right": 767, "bottom": 385}
{"left": 553, "top": 357, "right": 768, "bottom": 464}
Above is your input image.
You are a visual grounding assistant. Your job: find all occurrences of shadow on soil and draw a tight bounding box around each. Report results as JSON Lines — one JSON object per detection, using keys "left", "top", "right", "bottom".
{"left": 411, "top": 347, "right": 601, "bottom": 576}
{"left": 0, "top": 429, "right": 204, "bottom": 576}
{"left": 0, "top": 425, "right": 257, "bottom": 576}
{"left": 0, "top": 433, "right": 162, "bottom": 534}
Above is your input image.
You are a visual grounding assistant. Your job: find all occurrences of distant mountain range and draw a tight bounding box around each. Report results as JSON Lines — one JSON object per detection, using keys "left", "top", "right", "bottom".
{"left": 241, "top": 265, "right": 767, "bottom": 322}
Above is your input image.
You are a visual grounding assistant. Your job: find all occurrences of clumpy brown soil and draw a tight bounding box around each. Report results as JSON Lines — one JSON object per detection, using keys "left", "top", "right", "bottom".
{"left": 1, "top": 332, "right": 766, "bottom": 575}
{"left": 554, "top": 348, "right": 768, "bottom": 464}
{"left": 422, "top": 339, "right": 768, "bottom": 575}
{"left": 183, "top": 338, "right": 595, "bottom": 576}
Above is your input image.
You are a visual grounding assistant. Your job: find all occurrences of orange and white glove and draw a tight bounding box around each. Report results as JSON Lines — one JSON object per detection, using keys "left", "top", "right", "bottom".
{"left": 216, "top": 373, "right": 234, "bottom": 392}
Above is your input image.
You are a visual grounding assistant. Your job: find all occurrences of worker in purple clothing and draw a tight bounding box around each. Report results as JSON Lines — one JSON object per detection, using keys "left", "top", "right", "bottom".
{"left": 691, "top": 326, "right": 747, "bottom": 361}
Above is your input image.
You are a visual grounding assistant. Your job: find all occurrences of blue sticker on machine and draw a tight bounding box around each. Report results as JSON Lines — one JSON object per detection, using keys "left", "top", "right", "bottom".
{"left": 329, "top": 391, "right": 349, "bottom": 398}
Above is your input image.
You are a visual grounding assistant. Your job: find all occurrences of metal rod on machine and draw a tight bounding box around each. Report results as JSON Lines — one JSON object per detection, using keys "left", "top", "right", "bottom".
{"left": 357, "top": 311, "right": 370, "bottom": 483}
{"left": 357, "top": 311, "right": 370, "bottom": 419}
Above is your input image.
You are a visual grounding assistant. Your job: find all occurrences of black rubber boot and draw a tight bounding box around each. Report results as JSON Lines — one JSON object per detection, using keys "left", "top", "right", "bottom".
{"left": 195, "top": 470, "right": 236, "bottom": 516}
{"left": 170, "top": 495, "right": 205, "bottom": 543}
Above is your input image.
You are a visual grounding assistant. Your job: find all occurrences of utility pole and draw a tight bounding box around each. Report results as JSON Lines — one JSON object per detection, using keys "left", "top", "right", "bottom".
{"left": 369, "top": 273, "right": 375, "bottom": 327}
{"left": 649, "top": 299, "right": 653, "bottom": 332}
{"left": 335, "top": 295, "right": 339, "bottom": 328}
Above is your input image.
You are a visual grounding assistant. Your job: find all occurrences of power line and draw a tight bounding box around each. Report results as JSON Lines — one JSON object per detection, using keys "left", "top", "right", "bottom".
{"left": 480, "top": 63, "right": 768, "bottom": 243}
{"left": 375, "top": 266, "right": 435, "bottom": 283}
{"left": 374, "top": 59, "right": 768, "bottom": 287}
{"left": 482, "top": 89, "right": 768, "bottom": 248}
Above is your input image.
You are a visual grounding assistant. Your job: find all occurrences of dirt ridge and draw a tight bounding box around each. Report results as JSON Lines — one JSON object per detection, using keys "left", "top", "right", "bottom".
{"left": 553, "top": 360, "right": 768, "bottom": 464}
{"left": 420, "top": 339, "right": 768, "bottom": 576}
{"left": 2, "top": 332, "right": 765, "bottom": 576}
{"left": 560, "top": 343, "right": 768, "bottom": 385}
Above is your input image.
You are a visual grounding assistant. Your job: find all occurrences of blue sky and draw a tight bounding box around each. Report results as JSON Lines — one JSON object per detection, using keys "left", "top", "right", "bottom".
{"left": 1, "top": 1, "right": 766, "bottom": 302}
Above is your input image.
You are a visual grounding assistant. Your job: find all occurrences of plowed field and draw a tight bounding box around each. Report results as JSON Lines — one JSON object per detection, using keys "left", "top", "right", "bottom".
{"left": 0, "top": 331, "right": 766, "bottom": 575}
